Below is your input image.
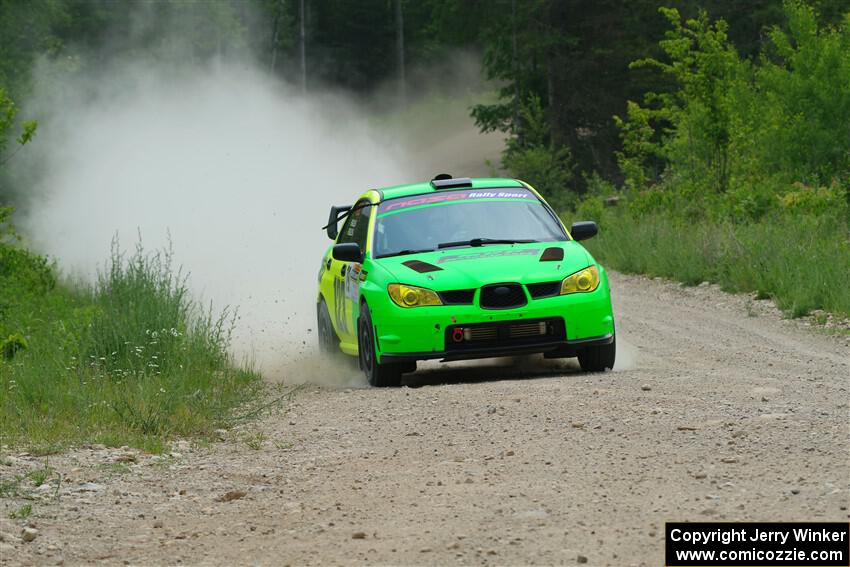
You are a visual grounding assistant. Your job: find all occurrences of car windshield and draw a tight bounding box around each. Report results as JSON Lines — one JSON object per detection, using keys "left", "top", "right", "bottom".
{"left": 373, "top": 187, "right": 568, "bottom": 259}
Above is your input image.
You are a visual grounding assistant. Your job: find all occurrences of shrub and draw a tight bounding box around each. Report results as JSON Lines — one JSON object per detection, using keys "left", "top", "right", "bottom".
{"left": 0, "top": 235, "right": 261, "bottom": 451}
{"left": 1, "top": 333, "right": 28, "bottom": 360}
{"left": 778, "top": 182, "right": 848, "bottom": 218}
{"left": 504, "top": 144, "right": 574, "bottom": 208}
{"left": 582, "top": 209, "right": 850, "bottom": 318}
{"left": 501, "top": 94, "right": 574, "bottom": 208}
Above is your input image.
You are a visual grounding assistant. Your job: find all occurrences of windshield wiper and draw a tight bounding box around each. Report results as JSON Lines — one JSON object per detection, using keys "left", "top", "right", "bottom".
{"left": 377, "top": 248, "right": 436, "bottom": 259}
{"left": 437, "top": 238, "right": 537, "bottom": 249}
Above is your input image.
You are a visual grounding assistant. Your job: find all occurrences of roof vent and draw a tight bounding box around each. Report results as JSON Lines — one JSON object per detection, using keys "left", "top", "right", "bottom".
{"left": 431, "top": 176, "right": 472, "bottom": 189}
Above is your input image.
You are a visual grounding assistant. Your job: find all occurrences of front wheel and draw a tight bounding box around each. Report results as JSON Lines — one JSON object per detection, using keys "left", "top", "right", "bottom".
{"left": 316, "top": 299, "right": 338, "bottom": 354}
{"left": 358, "top": 302, "right": 402, "bottom": 387}
{"left": 577, "top": 336, "right": 616, "bottom": 372}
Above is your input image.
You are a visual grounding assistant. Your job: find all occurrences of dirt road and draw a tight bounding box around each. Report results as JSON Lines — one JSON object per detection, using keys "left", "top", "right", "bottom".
{"left": 2, "top": 271, "right": 848, "bottom": 566}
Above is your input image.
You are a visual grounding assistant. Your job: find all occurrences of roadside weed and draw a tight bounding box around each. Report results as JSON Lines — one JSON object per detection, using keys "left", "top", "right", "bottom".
{"left": 8, "top": 503, "right": 32, "bottom": 519}
{"left": 0, "top": 238, "right": 262, "bottom": 451}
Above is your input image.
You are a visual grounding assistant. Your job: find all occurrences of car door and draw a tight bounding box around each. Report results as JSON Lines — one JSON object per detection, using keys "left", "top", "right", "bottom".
{"left": 328, "top": 199, "right": 372, "bottom": 348}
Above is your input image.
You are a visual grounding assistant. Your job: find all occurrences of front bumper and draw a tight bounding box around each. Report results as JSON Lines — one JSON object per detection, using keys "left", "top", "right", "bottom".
{"left": 381, "top": 333, "right": 614, "bottom": 363}
{"left": 369, "top": 283, "right": 615, "bottom": 363}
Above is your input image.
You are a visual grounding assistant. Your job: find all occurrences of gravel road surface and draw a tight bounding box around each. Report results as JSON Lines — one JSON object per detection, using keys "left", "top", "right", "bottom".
{"left": 2, "top": 271, "right": 848, "bottom": 566}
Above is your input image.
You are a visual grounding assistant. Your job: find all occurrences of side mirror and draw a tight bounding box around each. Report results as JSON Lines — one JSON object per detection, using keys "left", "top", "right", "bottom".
{"left": 570, "top": 221, "right": 598, "bottom": 241}
{"left": 325, "top": 205, "right": 351, "bottom": 240}
{"left": 332, "top": 243, "right": 363, "bottom": 263}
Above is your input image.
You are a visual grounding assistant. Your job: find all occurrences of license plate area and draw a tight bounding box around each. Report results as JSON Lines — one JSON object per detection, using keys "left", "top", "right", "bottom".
{"left": 445, "top": 317, "right": 565, "bottom": 351}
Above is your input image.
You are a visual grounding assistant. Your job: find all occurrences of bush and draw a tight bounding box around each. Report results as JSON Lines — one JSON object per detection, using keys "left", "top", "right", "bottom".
{"left": 616, "top": 3, "right": 850, "bottom": 208}
{"left": 504, "top": 144, "right": 574, "bottom": 208}
{"left": 1, "top": 333, "right": 28, "bottom": 360}
{"left": 585, "top": 4, "right": 850, "bottom": 319}
{"left": 582, "top": 208, "right": 850, "bottom": 318}
{"left": 500, "top": 93, "right": 574, "bottom": 208}
{"left": 0, "top": 236, "right": 261, "bottom": 451}
{"left": 778, "top": 182, "right": 848, "bottom": 218}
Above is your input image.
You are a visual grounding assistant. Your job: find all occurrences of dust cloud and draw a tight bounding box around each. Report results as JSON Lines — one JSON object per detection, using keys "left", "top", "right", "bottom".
{"left": 613, "top": 337, "right": 638, "bottom": 371}
{"left": 14, "top": 55, "right": 501, "bottom": 386}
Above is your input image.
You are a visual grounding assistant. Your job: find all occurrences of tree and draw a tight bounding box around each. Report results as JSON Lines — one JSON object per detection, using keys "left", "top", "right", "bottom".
{"left": 617, "top": 7, "right": 747, "bottom": 193}
{"left": 395, "top": 0, "right": 406, "bottom": 107}
{"left": 269, "top": 0, "right": 290, "bottom": 73}
{"left": 299, "top": 0, "right": 307, "bottom": 92}
{"left": 0, "top": 88, "right": 37, "bottom": 200}
{"left": 471, "top": 0, "right": 675, "bottom": 191}
{"left": 502, "top": 93, "right": 573, "bottom": 207}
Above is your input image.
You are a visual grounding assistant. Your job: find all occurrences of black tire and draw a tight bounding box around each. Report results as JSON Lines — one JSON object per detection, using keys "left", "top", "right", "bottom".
{"left": 358, "top": 302, "right": 402, "bottom": 387}
{"left": 577, "top": 335, "right": 616, "bottom": 372}
{"left": 316, "top": 299, "right": 338, "bottom": 354}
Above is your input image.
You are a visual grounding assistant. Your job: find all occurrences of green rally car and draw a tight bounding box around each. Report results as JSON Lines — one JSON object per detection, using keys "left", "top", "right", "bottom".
{"left": 316, "top": 175, "right": 616, "bottom": 386}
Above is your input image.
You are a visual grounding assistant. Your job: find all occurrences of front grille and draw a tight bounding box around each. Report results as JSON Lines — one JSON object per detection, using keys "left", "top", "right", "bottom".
{"left": 479, "top": 283, "right": 527, "bottom": 309}
{"left": 445, "top": 317, "right": 565, "bottom": 351}
{"left": 527, "top": 281, "right": 561, "bottom": 299}
{"left": 464, "top": 326, "right": 498, "bottom": 341}
{"left": 506, "top": 320, "right": 549, "bottom": 338}
{"left": 438, "top": 289, "right": 476, "bottom": 305}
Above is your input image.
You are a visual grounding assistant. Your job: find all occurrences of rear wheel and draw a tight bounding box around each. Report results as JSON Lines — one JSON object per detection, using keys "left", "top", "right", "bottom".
{"left": 577, "top": 335, "right": 616, "bottom": 372}
{"left": 358, "top": 302, "right": 402, "bottom": 387}
{"left": 316, "top": 299, "right": 338, "bottom": 354}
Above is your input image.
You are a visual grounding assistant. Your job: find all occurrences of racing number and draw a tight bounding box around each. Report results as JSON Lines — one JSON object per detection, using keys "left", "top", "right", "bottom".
{"left": 333, "top": 276, "right": 349, "bottom": 334}
{"left": 330, "top": 198, "right": 371, "bottom": 342}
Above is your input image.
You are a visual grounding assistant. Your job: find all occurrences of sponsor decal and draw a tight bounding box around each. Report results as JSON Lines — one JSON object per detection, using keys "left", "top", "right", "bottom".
{"left": 332, "top": 276, "right": 348, "bottom": 334}
{"left": 327, "top": 259, "right": 362, "bottom": 336}
{"left": 344, "top": 263, "right": 362, "bottom": 332}
{"left": 437, "top": 248, "right": 540, "bottom": 264}
{"left": 345, "top": 263, "right": 361, "bottom": 301}
{"left": 380, "top": 189, "right": 535, "bottom": 213}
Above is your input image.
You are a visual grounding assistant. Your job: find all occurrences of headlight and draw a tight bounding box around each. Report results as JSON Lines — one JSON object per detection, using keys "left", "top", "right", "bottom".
{"left": 388, "top": 284, "right": 443, "bottom": 308}
{"left": 560, "top": 265, "right": 600, "bottom": 295}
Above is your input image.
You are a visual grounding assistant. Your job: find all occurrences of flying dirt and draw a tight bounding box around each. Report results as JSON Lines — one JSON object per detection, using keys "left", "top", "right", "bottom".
{"left": 14, "top": 58, "right": 504, "bottom": 386}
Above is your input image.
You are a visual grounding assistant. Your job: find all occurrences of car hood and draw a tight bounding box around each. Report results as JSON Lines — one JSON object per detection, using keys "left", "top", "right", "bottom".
{"left": 374, "top": 241, "right": 594, "bottom": 289}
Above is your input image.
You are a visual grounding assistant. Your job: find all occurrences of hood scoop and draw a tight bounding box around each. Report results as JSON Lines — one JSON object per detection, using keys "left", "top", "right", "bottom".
{"left": 539, "top": 247, "right": 564, "bottom": 262}
{"left": 402, "top": 259, "right": 443, "bottom": 273}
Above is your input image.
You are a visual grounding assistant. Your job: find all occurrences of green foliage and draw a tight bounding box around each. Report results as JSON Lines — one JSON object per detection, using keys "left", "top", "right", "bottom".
{"left": 0, "top": 89, "right": 37, "bottom": 167}
{"left": 2, "top": 333, "right": 28, "bottom": 360}
{"left": 584, "top": 208, "right": 850, "bottom": 318}
{"left": 471, "top": 0, "right": 688, "bottom": 188}
{"left": 0, "top": 231, "right": 261, "bottom": 450}
{"left": 751, "top": 1, "right": 850, "bottom": 184}
{"left": 26, "top": 461, "right": 54, "bottom": 486}
{"left": 600, "top": 3, "right": 850, "bottom": 320}
{"left": 501, "top": 93, "right": 573, "bottom": 207}
{"left": 614, "top": 101, "right": 663, "bottom": 191}
{"left": 570, "top": 173, "right": 618, "bottom": 221}
{"left": 505, "top": 144, "right": 573, "bottom": 206}
{"left": 0, "top": 207, "right": 55, "bottom": 294}
{"left": 778, "top": 182, "right": 848, "bottom": 216}
{"left": 621, "top": 7, "right": 747, "bottom": 193}
{"left": 617, "top": 2, "right": 850, "bottom": 213}
{"left": 9, "top": 503, "right": 33, "bottom": 519}
{"left": 83, "top": 238, "right": 233, "bottom": 381}
{"left": 579, "top": 4, "right": 850, "bottom": 322}
{"left": 0, "top": 0, "right": 69, "bottom": 93}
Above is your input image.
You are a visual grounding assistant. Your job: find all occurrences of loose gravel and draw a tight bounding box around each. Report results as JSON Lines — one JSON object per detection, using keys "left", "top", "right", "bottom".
{"left": 1, "top": 271, "right": 848, "bottom": 566}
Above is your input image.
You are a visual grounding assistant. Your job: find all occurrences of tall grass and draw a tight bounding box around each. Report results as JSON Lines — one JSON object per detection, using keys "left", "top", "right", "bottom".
{"left": 583, "top": 211, "right": 850, "bottom": 319}
{"left": 0, "top": 238, "right": 261, "bottom": 452}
